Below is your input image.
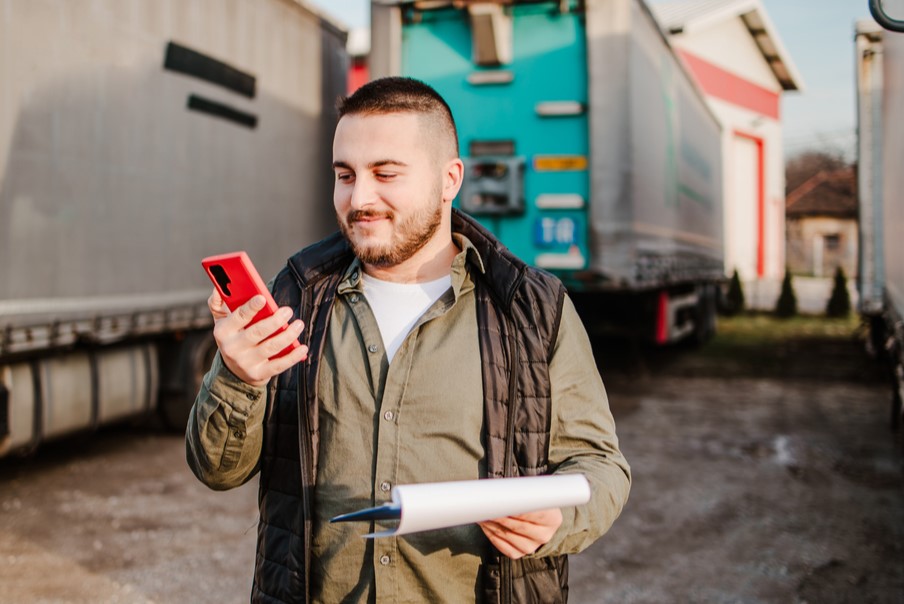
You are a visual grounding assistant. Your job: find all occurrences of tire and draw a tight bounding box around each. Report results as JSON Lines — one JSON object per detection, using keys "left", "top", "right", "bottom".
{"left": 157, "top": 331, "right": 218, "bottom": 431}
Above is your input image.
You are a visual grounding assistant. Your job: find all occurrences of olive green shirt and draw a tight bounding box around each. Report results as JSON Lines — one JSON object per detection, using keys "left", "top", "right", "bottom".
{"left": 186, "top": 235, "right": 631, "bottom": 604}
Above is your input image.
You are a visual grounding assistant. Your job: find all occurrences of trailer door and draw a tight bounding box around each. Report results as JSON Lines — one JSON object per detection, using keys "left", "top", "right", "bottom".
{"left": 400, "top": 2, "right": 589, "bottom": 271}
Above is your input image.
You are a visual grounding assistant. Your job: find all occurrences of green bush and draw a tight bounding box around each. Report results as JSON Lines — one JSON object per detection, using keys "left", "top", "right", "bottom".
{"left": 774, "top": 267, "right": 798, "bottom": 318}
{"left": 721, "top": 269, "right": 745, "bottom": 316}
{"left": 826, "top": 266, "right": 852, "bottom": 317}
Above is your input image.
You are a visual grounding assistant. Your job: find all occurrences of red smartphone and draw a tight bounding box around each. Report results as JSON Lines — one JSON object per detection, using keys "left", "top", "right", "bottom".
{"left": 201, "top": 251, "right": 300, "bottom": 359}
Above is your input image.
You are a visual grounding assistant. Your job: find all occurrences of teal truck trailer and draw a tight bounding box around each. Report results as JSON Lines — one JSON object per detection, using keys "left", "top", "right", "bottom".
{"left": 370, "top": 0, "right": 724, "bottom": 343}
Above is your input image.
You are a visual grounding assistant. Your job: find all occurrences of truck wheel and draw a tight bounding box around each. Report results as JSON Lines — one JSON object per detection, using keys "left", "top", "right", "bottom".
{"left": 892, "top": 362, "right": 904, "bottom": 432}
{"left": 158, "top": 331, "right": 217, "bottom": 431}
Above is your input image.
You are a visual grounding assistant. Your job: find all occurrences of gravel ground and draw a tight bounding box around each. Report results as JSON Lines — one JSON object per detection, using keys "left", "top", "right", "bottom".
{"left": 1, "top": 319, "right": 901, "bottom": 603}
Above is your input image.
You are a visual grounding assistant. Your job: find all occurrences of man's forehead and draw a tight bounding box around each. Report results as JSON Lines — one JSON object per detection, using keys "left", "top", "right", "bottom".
{"left": 333, "top": 111, "right": 442, "bottom": 159}
{"left": 334, "top": 112, "right": 425, "bottom": 143}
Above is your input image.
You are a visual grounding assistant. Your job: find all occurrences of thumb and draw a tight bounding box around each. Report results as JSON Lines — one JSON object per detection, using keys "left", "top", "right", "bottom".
{"left": 208, "top": 288, "right": 230, "bottom": 320}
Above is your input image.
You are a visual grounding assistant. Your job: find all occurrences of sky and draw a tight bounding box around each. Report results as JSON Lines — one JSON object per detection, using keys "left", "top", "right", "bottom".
{"left": 307, "top": 0, "right": 876, "bottom": 160}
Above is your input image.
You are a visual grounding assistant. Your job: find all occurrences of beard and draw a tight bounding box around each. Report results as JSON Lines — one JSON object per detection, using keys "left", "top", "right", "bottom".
{"left": 337, "top": 193, "right": 444, "bottom": 269}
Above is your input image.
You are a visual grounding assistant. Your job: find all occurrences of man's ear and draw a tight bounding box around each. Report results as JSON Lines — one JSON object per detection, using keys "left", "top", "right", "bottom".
{"left": 442, "top": 158, "right": 465, "bottom": 203}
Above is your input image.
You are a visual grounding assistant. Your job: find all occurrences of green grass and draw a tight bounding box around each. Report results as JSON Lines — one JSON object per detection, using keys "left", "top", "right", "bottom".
{"left": 714, "top": 312, "right": 862, "bottom": 345}
{"left": 680, "top": 312, "right": 879, "bottom": 381}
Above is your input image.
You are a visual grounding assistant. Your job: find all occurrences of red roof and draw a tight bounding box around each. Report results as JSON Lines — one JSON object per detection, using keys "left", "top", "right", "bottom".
{"left": 786, "top": 168, "right": 857, "bottom": 218}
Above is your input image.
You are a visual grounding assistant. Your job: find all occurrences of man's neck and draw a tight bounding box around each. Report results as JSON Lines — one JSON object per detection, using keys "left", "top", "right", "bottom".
{"left": 363, "top": 237, "right": 459, "bottom": 284}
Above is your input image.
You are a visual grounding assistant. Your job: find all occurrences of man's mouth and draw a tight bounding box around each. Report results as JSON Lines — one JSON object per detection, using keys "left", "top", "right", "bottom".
{"left": 348, "top": 210, "right": 392, "bottom": 224}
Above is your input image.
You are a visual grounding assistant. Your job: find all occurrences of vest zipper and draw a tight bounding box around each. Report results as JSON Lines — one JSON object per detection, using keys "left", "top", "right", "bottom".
{"left": 501, "top": 327, "right": 520, "bottom": 604}
{"left": 296, "top": 286, "right": 314, "bottom": 603}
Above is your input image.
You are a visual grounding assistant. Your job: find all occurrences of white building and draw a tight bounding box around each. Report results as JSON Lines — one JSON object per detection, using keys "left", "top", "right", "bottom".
{"left": 653, "top": 0, "right": 803, "bottom": 307}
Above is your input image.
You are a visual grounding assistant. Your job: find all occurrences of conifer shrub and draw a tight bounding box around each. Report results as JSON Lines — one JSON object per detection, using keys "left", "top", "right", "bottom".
{"left": 721, "top": 269, "right": 745, "bottom": 316}
{"left": 826, "top": 266, "right": 852, "bottom": 317}
{"left": 774, "top": 267, "right": 798, "bottom": 318}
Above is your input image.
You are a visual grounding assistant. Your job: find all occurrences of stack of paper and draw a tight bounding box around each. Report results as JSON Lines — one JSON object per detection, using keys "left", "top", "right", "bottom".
{"left": 331, "top": 474, "right": 591, "bottom": 538}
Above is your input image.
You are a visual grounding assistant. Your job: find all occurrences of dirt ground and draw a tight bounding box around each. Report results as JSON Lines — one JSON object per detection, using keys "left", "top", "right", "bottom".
{"left": 1, "top": 315, "right": 902, "bottom": 604}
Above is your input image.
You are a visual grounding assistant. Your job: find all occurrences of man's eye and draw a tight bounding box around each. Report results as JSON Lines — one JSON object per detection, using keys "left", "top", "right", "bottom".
{"left": 336, "top": 173, "right": 353, "bottom": 182}
{"left": 376, "top": 173, "right": 396, "bottom": 180}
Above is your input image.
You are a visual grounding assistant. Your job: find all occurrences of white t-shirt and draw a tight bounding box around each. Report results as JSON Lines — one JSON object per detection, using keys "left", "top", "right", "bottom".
{"left": 361, "top": 272, "right": 452, "bottom": 363}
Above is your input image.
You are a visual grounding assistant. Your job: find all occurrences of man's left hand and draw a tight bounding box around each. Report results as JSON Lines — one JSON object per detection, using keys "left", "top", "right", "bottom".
{"left": 478, "top": 508, "right": 563, "bottom": 559}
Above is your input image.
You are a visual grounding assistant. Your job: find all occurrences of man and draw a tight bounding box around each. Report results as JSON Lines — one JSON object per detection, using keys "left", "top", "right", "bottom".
{"left": 187, "top": 77, "right": 630, "bottom": 604}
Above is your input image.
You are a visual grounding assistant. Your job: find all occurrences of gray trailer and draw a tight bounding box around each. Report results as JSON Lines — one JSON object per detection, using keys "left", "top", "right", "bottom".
{"left": 0, "top": 0, "right": 346, "bottom": 456}
{"left": 370, "top": 0, "right": 724, "bottom": 343}
{"left": 856, "top": 18, "right": 904, "bottom": 425}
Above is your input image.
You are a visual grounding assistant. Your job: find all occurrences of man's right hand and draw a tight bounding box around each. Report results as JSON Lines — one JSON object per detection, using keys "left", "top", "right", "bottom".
{"left": 209, "top": 289, "right": 309, "bottom": 387}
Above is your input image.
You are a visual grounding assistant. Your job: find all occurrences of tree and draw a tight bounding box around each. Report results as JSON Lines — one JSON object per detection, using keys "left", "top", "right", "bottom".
{"left": 826, "top": 266, "right": 852, "bottom": 317}
{"left": 785, "top": 150, "right": 850, "bottom": 194}
{"left": 774, "top": 267, "right": 798, "bottom": 318}
{"left": 721, "top": 269, "right": 745, "bottom": 316}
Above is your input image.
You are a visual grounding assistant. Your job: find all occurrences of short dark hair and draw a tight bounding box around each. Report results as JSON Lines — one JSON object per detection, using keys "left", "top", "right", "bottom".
{"left": 336, "top": 76, "right": 459, "bottom": 157}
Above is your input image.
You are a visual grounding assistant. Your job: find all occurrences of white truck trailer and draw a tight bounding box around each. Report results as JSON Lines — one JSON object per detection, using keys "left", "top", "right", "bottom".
{"left": 370, "top": 0, "right": 724, "bottom": 343}
{"left": 0, "top": 0, "right": 346, "bottom": 456}
{"left": 856, "top": 13, "right": 904, "bottom": 426}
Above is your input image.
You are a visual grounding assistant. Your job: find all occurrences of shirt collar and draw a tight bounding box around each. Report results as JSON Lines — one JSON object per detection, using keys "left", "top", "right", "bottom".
{"left": 337, "top": 258, "right": 365, "bottom": 295}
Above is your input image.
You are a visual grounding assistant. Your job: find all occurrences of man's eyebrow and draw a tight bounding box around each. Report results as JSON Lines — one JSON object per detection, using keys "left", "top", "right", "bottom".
{"left": 332, "top": 159, "right": 408, "bottom": 170}
{"left": 369, "top": 159, "right": 408, "bottom": 169}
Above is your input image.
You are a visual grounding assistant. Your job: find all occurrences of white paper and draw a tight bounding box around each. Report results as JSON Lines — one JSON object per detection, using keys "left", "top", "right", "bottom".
{"left": 367, "top": 474, "right": 590, "bottom": 538}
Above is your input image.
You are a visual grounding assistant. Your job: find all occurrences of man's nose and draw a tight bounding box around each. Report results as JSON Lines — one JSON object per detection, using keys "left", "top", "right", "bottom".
{"left": 349, "top": 177, "right": 376, "bottom": 210}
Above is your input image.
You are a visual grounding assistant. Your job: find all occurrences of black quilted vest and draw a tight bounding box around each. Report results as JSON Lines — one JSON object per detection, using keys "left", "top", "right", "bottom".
{"left": 252, "top": 210, "right": 568, "bottom": 603}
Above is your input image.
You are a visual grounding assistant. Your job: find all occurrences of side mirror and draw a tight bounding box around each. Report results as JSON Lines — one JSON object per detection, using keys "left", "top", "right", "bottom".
{"left": 869, "top": 0, "right": 904, "bottom": 32}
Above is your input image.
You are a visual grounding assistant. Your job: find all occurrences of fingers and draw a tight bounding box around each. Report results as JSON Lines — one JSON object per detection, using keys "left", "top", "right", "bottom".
{"left": 217, "top": 324, "right": 308, "bottom": 387}
{"left": 240, "top": 305, "right": 294, "bottom": 346}
{"left": 480, "top": 522, "right": 532, "bottom": 560}
{"left": 211, "top": 297, "right": 307, "bottom": 387}
{"left": 255, "top": 337, "right": 309, "bottom": 380}
{"left": 232, "top": 294, "right": 268, "bottom": 327}
{"left": 479, "top": 508, "right": 563, "bottom": 560}
{"left": 213, "top": 298, "right": 286, "bottom": 347}
{"left": 258, "top": 319, "right": 306, "bottom": 360}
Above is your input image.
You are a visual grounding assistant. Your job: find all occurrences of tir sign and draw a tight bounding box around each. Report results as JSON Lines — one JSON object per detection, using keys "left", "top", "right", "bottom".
{"left": 535, "top": 217, "right": 577, "bottom": 247}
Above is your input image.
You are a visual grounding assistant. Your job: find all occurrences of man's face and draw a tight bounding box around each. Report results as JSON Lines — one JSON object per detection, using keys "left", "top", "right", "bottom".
{"left": 332, "top": 112, "right": 448, "bottom": 269}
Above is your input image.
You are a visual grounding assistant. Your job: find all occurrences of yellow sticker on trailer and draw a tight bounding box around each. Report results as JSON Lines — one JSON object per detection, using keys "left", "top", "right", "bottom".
{"left": 532, "top": 155, "right": 588, "bottom": 171}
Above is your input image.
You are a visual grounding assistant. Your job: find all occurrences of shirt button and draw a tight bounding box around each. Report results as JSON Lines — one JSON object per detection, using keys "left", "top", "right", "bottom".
{"left": 368, "top": 344, "right": 378, "bottom": 353}
{"left": 383, "top": 410, "right": 394, "bottom": 421}
{"left": 379, "top": 554, "right": 391, "bottom": 566}
{"left": 233, "top": 430, "right": 244, "bottom": 439}
{"left": 380, "top": 481, "right": 391, "bottom": 493}
{"left": 349, "top": 294, "right": 360, "bottom": 303}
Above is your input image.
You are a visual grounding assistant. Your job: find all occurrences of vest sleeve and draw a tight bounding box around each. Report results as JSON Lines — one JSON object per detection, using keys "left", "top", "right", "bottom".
{"left": 186, "top": 350, "right": 266, "bottom": 490}
{"left": 531, "top": 295, "right": 632, "bottom": 557}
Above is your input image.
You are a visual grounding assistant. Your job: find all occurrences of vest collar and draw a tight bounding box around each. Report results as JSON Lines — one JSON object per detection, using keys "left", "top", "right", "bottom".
{"left": 287, "top": 231, "right": 354, "bottom": 288}
{"left": 451, "top": 208, "right": 526, "bottom": 309}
